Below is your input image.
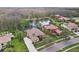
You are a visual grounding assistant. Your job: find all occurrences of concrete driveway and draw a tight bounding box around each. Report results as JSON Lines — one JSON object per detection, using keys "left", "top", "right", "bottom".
{"left": 41, "top": 38, "right": 79, "bottom": 52}
{"left": 0, "top": 44, "right": 2, "bottom": 51}
{"left": 24, "top": 37, "right": 37, "bottom": 52}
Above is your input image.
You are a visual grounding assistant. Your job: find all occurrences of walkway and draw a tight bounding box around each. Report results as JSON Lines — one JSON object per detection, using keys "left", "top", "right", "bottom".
{"left": 41, "top": 38, "right": 79, "bottom": 52}
{"left": 23, "top": 37, "right": 37, "bottom": 52}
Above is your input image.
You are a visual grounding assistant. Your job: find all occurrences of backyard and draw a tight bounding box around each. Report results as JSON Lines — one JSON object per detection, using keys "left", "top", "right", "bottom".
{"left": 3, "top": 30, "right": 28, "bottom": 52}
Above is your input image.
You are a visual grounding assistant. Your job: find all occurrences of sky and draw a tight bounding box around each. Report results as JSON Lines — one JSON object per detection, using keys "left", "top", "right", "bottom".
{"left": 0, "top": 0, "right": 79, "bottom": 7}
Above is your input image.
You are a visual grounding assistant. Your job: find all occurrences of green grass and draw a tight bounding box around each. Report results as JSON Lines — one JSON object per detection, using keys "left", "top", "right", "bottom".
{"left": 51, "top": 18, "right": 63, "bottom": 27}
{"left": 4, "top": 38, "right": 28, "bottom": 52}
{"left": 12, "top": 38, "right": 28, "bottom": 52}
{"left": 4, "top": 30, "right": 28, "bottom": 52}
{"left": 67, "top": 46, "right": 79, "bottom": 52}
{"left": 34, "top": 34, "right": 62, "bottom": 48}
{"left": 61, "top": 27, "right": 75, "bottom": 36}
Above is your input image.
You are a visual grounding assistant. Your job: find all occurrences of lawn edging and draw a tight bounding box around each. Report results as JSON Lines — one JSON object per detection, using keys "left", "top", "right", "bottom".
{"left": 63, "top": 45, "right": 79, "bottom": 52}
{"left": 37, "top": 38, "right": 64, "bottom": 51}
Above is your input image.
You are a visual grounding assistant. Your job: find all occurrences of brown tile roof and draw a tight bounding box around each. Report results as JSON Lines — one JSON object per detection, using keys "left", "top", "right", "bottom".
{"left": 26, "top": 28, "right": 45, "bottom": 42}
{"left": 55, "top": 29, "right": 62, "bottom": 34}
{"left": 44, "top": 24, "right": 62, "bottom": 34}
{"left": 67, "top": 22, "right": 78, "bottom": 29}
{"left": 44, "top": 24, "right": 58, "bottom": 30}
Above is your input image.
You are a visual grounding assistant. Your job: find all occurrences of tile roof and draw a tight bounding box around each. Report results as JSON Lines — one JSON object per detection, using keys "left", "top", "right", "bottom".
{"left": 0, "top": 33, "right": 13, "bottom": 44}
{"left": 67, "top": 22, "right": 78, "bottom": 29}
{"left": 44, "top": 24, "right": 58, "bottom": 30}
{"left": 26, "top": 28, "right": 45, "bottom": 42}
{"left": 44, "top": 24, "right": 62, "bottom": 34}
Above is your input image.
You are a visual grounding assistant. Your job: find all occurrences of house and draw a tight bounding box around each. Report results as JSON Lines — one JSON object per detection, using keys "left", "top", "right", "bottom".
{"left": 26, "top": 28, "right": 45, "bottom": 43}
{"left": 67, "top": 22, "right": 79, "bottom": 31}
{"left": 0, "top": 33, "right": 14, "bottom": 50}
{"left": 0, "top": 33, "right": 14, "bottom": 44}
{"left": 39, "top": 19, "right": 62, "bottom": 35}
{"left": 55, "top": 14, "right": 70, "bottom": 21}
{"left": 43, "top": 24, "right": 62, "bottom": 35}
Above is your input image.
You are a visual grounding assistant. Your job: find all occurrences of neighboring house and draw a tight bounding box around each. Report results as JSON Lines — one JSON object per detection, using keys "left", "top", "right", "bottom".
{"left": 0, "top": 33, "right": 14, "bottom": 50}
{"left": 43, "top": 24, "right": 62, "bottom": 35}
{"left": 26, "top": 28, "right": 45, "bottom": 43}
{"left": 39, "top": 19, "right": 62, "bottom": 35}
{"left": 67, "top": 22, "right": 79, "bottom": 31}
{"left": 55, "top": 14, "right": 70, "bottom": 21}
{"left": 61, "top": 22, "right": 79, "bottom": 36}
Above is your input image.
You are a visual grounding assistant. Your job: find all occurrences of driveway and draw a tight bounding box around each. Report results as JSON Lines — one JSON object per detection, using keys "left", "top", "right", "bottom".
{"left": 23, "top": 37, "right": 37, "bottom": 52}
{"left": 41, "top": 38, "right": 79, "bottom": 52}
{"left": 0, "top": 44, "right": 2, "bottom": 50}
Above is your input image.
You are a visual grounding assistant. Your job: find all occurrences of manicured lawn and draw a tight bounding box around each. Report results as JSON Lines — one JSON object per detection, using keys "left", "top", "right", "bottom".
{"left": 61, "top": 27, "right": 75, "bottom": 36}
{"left": 34, "top": 34, "right": 62, "bottom": 48}
{"left": 51, "top": 18, "right": 63, "bottom": 27}
{"left": 34, "top": 35, "right": 52, "bottom": 48}
{"left": 4, "top": 38, "right": 28, "bottom": 52}
{"left": 67, "top": 46, "right": 79, "bottom": 52}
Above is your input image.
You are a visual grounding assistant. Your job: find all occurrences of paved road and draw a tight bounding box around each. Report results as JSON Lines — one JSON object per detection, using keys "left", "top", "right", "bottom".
{"left": 41, "top": 38, "right": 79, "bottom": 52}
{"left": 24, "top": 37, "right": 37, "bottom": 52}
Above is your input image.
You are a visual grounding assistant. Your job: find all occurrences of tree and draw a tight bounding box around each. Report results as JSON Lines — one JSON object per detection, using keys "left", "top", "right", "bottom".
{"left": 20, "top": 19, "right": 30, "bottom": 31}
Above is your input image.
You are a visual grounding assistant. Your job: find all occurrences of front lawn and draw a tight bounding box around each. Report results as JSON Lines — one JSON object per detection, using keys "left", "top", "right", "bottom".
{"left": 34, "top": 34, "right": 63, "bottom": 48}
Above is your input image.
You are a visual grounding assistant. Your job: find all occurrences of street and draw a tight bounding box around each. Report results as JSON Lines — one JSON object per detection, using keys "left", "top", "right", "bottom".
{"left": 41, "top": 38, "right": 79, "bottom": 52}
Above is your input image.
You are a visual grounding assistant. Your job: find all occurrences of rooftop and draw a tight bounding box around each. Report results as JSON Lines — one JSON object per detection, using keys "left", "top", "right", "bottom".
{"left": 0, "top": 33, "right": 14, "bottom": 44}
{"left": 26, "top": 28, "right": 45, "bottom": 42}
{"left": 44, "top": 24, "right": 58, "bottom": 30}
{"left": 67, "top": 22, "right": 78, "bottom": 29}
